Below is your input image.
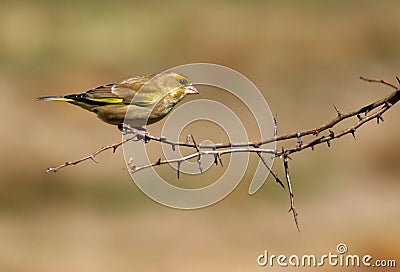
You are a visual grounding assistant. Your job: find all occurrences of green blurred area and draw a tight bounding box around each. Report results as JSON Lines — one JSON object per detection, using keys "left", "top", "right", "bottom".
{"left": 0, "top": 1, "right": 399, "bottom": 271}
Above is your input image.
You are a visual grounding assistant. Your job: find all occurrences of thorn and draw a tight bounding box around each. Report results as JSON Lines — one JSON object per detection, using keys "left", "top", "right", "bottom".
{"left": 89, "top": 155, "right": 98, "bottom": 163}
{"left": 357, "top": 114, "right": 363, "bottom": 121}
{"left": 155, "top": 158, "right": 161, "bottom": 165}
{"left": 312, "top": 129, "right": 317, "bottom": 136}
{"left": 191, "top": 134, "right": 199, "bottom": 151}
{"left": 128, "top": 158, "right": 136, "bottom": 172}
{"left": 112, "top": 145, "right": 118, "bottom": 153}
{"left": 396, "top": 76, "right": 400, "bottom": 85}
{"left": 144, "top": 134, "right": 150, "bottom": 144}
{"left": 212, "top": 146, "right": 218, "bottom": 166}
{"left": 296, "top": 133, "right": 302, "bottom": 147}
{"left": 171, "top": 144, "right": 176, "bottom": 152}
{"left": 128, "top": 158, "right": 135, "bottom": 170}
{"left": 333, "top": 104, "right": 342, "bottom": 117}
{"left": 276, "top": 177, "right": 285, "bottom": 190}
{"left": 327, "top": 140, "right": 331, "bottom": 147}
{"left": 350, "top": 129, "right": 356, "bottom": 140}
{"left": 186, "top": 135, "right": 192, "bottom": 144}
{"left": 377, "top": 115, "right": 384, "bottom": 124}
{"left": 328, "top": 129, "right": 335, "bottom": 138}
{"left": 177, "top": 161, "right": 181, "bottom": 179}
{"left": 311, "top": 146, "right": 315, "bottom": 151}
{"left": 218, "top": 154, "right": 224, "bottom": 167}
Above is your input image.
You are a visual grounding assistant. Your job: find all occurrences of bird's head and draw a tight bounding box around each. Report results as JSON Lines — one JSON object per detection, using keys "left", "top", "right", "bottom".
{"left": 147, "top": 72, "right": 199, "bottom": 119}
{"left": 158, "top": 72, "right": 199, "bottom": 102}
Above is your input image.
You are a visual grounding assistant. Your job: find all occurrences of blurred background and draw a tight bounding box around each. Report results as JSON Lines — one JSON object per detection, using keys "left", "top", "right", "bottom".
{"left": 1, "top": 0, "right": 399, "bottom": 271}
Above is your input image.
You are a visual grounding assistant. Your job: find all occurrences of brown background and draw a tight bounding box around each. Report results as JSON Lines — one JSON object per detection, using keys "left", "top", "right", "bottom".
{"left": 0, "top": 1, "right": 399, "bottom": 271}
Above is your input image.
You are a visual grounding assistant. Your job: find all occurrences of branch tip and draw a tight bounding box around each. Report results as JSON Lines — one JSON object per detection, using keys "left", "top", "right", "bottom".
{"left": 283, "top": 154, "right": 300, "bottom": 231}
{"left": 177, "top": 161, "right": 181, "bottom": 179}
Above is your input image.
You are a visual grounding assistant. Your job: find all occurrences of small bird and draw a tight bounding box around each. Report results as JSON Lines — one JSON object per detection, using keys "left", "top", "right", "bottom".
{"left": 36, "top": 72, "right": 199, "bottom": 130}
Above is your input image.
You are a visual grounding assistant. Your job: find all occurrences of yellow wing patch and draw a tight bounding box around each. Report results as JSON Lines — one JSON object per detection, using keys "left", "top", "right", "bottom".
{"left": 86, "top": 97, "right": 124, "bottom": 104}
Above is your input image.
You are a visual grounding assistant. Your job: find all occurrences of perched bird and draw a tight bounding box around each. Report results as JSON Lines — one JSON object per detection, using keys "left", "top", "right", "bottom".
{"left": 36, "top": 72, "right": 199, "bottom": 129}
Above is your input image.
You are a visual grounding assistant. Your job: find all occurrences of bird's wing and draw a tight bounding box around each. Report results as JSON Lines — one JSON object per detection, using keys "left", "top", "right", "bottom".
{"left": 80, "top": 74, "right": 163, "bottom": 106}
{"left": 111, "top": 74, "right": 164, "bottom": 106}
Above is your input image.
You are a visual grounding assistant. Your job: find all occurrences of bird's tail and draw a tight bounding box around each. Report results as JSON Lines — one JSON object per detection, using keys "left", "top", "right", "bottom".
{"left": 35, "top": 96, "right": 74, "bottom": 102}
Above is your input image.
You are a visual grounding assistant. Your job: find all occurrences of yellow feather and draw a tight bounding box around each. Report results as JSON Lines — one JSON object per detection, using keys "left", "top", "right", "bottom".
{"left": 86, "top": 98, "right": 124, "bottom": 104}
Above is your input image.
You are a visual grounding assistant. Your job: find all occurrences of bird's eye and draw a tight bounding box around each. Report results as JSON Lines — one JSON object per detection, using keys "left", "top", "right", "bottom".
{"left": 179, "top": 78, "right": 187, "bottom": 85}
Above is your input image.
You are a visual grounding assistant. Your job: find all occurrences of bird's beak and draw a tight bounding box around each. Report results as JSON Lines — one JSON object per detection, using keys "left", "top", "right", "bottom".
{"left": 184, "top": 85, "right": 199, "bottom": 95}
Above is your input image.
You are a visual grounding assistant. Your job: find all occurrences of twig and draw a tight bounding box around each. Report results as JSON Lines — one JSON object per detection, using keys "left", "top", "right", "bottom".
{"left": 44, "top": 76, "right": 400, "bottom": 230}
{"left": 129, "top": 147, "right": 276, "bottom": 172}
{"left": 45, "top": 136, "right": 137, "bottom": 173}
{"left": 257, "top": 152, "right": 285, "bottom": 190}
{"left": 283, "top": 151, "right": 299, "bottom": 231}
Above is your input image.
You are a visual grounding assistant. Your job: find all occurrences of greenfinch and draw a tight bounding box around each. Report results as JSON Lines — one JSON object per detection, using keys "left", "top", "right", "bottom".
{"left": 36, "top": 72, "right": 199, "bottom": 129}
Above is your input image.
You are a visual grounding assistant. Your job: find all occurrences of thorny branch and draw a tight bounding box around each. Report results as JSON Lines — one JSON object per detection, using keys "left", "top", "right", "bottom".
{"left": 45, "top": 136, "right": 137, "bottom": 173}
{"left": 45, "top": 77, "right": 400, "bottom": 231}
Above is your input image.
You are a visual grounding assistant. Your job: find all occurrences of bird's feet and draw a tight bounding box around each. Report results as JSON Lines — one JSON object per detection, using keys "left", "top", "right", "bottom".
{"left": 118, "top": 123, "right": 150, "bottom": 143}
